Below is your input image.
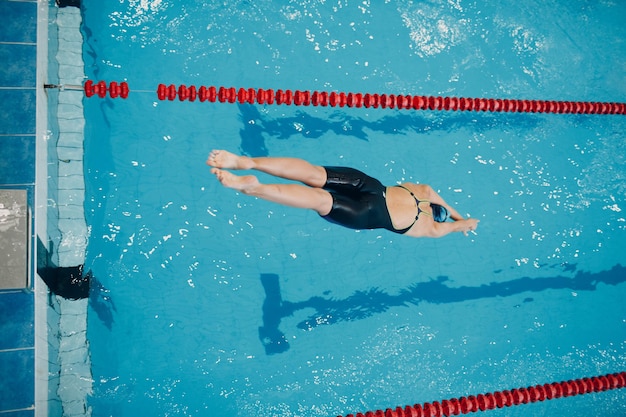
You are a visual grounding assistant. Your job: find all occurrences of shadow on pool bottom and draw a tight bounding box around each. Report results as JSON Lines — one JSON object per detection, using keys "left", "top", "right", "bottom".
{"left": 258, "top": 264, "right": 626, "bottom": 355}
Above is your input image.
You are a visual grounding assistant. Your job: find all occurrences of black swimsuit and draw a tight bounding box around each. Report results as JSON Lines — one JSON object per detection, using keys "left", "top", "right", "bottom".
{"left": 320, "top": 166, "right": 400, "bottom": 232}
{"left": 320, "top": 167, "right": 449, "bottom": 234}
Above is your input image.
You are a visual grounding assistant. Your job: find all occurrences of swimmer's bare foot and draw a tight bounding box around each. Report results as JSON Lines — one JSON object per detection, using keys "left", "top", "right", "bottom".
{"left": 207, "top": 150, "right": 254, "bottom": 170}
{"left": 211, "top": 168, "right": 259, "bottom": 193}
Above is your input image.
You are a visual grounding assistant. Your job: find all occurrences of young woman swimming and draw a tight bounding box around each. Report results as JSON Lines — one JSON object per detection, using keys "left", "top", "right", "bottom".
{"left": 207, "top": 150, "right": 479, "bottom": 238}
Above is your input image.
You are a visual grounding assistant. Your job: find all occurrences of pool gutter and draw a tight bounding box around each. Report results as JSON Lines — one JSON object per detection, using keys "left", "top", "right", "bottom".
{"left": 36, "top": 3, "right": 92, "bottom": 417}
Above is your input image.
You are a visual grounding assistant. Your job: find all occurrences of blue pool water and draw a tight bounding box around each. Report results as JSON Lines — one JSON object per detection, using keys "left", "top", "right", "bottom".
{"left": 80, "top": 1, "right": 626, "bottom": 416}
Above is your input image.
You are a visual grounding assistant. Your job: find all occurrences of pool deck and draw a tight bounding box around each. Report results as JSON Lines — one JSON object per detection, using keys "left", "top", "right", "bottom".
{"left": 0, "top": 0, "right": 38, "bottom": 414}
{"left": 0, "top": 1, "right": 90, "bottom": 416}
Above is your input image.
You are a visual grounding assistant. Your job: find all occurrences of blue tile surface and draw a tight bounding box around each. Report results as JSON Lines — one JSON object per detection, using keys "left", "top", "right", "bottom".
{"left": 0, "top": 0, "right": 40, "bottom": 414}
{"left": 0, "top": 44, "right": 37, "bottom": 87}
{"left": 0, "top": 410, "right": 34, "bottom": 417}
{"left": 0, "top": 136, "right": 36, "bottom": 184}
{"left": 0, "top": 291, "right": 34, "bottom": 350}
{"left": 0, "top": 90, "right": 36, "bottom": 135}
{"left": 0, "top": 1, "right": 37, "bottom": 44}
{"left": 0, "top": 348, "right": 35, "bottom": 410}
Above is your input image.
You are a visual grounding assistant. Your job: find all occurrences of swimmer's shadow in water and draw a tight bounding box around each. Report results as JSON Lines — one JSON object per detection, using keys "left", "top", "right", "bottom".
{"left": 238, "top": 103, "right": 542, "bottom": 157}
{"left": 258, "top": 264, "right": 626, "bottom": 355}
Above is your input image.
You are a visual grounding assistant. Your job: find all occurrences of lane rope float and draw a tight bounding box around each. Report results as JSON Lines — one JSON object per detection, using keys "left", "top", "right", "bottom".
{"left": 78, "top": 79, "right": 626, "bottom": 115}
{"left": 337, "top": 371, "right": 626, "bottom": 417}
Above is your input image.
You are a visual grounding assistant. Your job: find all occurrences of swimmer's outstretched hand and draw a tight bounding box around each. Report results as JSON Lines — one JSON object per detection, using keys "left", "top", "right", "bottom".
{"left": 462, "top": 218, "right": 480, "bottom": 236}
{"left": 207, "top": 150, "right": 254, "bottom": 170}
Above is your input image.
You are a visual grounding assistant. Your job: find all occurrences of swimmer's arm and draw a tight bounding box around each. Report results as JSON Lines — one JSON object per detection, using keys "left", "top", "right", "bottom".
{"left": 424, "top": 218, "right": 480, "bottom": 238}
{"left": 426, "top": 188, "right": 465, "bottom": 221}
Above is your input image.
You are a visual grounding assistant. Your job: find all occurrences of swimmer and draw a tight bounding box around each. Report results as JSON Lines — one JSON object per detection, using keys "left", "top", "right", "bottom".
{"left": 207, "top": 150, "right": 479, "bottom": 238}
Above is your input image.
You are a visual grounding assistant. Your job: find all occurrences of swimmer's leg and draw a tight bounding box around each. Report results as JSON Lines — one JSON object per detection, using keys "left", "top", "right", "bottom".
{"left": 207, "top": 150, "right": 327, "bottom": 187}
{"left": 211, "top": 168, "right": 332, "bottom": 215}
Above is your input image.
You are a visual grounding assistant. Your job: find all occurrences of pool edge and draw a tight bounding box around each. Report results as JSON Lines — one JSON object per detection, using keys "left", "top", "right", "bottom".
{"left": 35, "top": 3, "right": 92, "bottom": 417}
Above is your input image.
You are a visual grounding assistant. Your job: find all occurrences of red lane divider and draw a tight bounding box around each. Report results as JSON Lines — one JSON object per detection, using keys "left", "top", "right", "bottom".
{"left": 337, "top": 372, "right": 626, "bottom": 417}
{"left": 84, "top": 80, "right": 129, "bottom": 99}
{"left": 82, "top": 80, "right": 626, "bottom": 115}
{"left": 155, "top": 83, "right": 626, "bottom": 115}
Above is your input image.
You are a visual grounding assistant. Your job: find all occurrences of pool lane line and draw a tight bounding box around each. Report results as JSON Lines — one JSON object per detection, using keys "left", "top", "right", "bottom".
{"left": 71, "top": 80, "right": 626, "bottom": 115}
{"left": 337, "top": 371, "right": 626, "bottom": 417}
